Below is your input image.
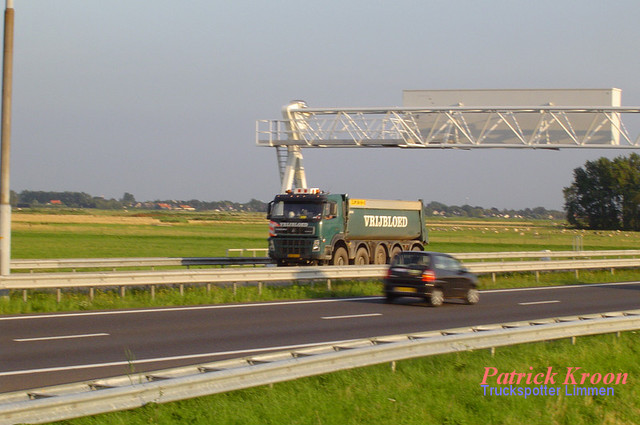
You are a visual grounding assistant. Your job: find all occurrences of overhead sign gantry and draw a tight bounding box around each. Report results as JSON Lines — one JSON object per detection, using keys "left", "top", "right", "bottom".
{"left": 256, "top": 89, "right": 640, "bottom": 193}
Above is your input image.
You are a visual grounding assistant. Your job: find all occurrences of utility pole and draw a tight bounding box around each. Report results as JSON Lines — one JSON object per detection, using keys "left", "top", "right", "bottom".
{"left": 0, "top": 0, "right": 14, "bottom": 276}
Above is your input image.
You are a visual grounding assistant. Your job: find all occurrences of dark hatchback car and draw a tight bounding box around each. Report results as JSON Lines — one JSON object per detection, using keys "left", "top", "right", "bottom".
{"left": 383, "top": 251, "right": 479, "bottom": 306}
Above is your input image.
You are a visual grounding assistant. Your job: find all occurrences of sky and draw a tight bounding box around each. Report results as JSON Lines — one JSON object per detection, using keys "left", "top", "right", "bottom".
{"left": 5, "top": 0, "right": 640, "bottom": 209}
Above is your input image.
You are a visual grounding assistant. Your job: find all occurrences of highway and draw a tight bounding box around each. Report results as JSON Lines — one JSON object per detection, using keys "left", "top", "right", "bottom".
{"left": 1, "top": 281, "right": 639, "bottom": 393}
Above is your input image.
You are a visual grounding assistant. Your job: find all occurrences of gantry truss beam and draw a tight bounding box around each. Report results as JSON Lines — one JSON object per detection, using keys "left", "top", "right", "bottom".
{"left": 257, "top": 106, "right": 640, "bottom": 148}
{"left": 256, "top": 105, "right": 640, "bottom": 192}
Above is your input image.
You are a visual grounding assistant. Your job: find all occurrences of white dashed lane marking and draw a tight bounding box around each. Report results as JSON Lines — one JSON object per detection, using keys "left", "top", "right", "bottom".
{"left": 13, "top": 333, "right": 110, "bottom": 342}
{"left": 518, "top": 300, "right": 560, "bottom": 306}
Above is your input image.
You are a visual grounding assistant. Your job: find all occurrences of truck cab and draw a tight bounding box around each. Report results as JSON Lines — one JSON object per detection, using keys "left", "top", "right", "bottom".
{"left": 267, "top": 189, "right": 344, "bottom": 266}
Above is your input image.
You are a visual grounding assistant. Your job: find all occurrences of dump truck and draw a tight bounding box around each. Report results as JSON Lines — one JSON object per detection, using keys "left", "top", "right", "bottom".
{"left": 267, "top": 189, "right": 428, "bottom": 266}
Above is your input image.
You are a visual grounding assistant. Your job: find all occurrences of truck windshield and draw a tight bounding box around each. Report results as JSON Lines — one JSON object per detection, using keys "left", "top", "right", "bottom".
{"left": 271, "top": 201, "right": 323, "bottom": 220}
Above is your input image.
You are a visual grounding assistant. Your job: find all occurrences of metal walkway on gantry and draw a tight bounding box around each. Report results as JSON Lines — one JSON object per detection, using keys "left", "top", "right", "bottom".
{"left": 256, "top": 101, "right": 640, "bottom": 193}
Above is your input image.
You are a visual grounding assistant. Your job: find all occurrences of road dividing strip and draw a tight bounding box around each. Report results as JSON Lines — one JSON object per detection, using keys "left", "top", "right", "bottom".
{"left": 13, "top": 333, "right": 110, "bottom": 342}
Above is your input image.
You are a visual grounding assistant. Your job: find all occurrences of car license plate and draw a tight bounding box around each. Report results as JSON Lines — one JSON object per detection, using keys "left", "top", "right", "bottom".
{"left": 287, "top": 254, "right": 300, "bottom": 258}
{"left": 396, "top": 286, "right": 417, "bottom": 293}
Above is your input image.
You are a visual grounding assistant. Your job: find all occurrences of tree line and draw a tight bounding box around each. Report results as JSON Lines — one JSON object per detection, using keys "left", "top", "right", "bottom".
{"left": 12, "top": 190, "right": 565, "bottom": 220}
{"left": 564, "top": 153, "right": 640, "bottom": 231}
{"left": 14, "top": 191, "right": 269, "bottom": 212}
{"left": 424, "top": 201, "right": 563, "bottom": 220}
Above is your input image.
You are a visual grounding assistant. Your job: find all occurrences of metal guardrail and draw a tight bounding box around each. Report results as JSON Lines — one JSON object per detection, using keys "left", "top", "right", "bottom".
{"left": 0, "top": 265, "right": 385, "bottom": 290}
{"left": 2, "top": 257, "right": 640, "bottom": 291}
{"left": 225, "top": 248, "right": 269, "bottom": 257}
{"left": 10, "top": 250, "right": 640, "bottom": 272}
{"left": 1, "top": 310, "right": 639, "bottom": 424}
{"left": 454, "top": 249, "right": 640, "bottom": 261}
{"left": 10, "top": 256, "right": 273, "bottom": 271}
{"left": 469, "top": 258, "right": 640, "bottom": 273}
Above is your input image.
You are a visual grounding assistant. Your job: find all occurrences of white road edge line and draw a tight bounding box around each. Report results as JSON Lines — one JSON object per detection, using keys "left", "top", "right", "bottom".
{"left": 518, "top": 300, "right": 560, "bottom": 306}
{"left": 321, "top": 313, "right": 382, "bottom": 320}
{"left": 0, "top": 338, "right": 366, "bottom": 377}
{"left": 13, "top": 333, "right": 110, "bottom": 342}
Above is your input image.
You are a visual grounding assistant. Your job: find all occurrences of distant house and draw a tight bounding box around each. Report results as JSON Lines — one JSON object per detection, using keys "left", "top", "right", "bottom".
{"left": 49, "top": 200, "right": 62, "bottom": 205}
{"left": 179, "top": 205, "right": 195, "bottom": 211}
{"left": 157, "top": 203, "right": 172, "bottom": 210}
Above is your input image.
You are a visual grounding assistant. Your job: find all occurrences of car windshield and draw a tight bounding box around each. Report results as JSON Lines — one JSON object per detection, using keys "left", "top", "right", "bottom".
{"left": 270, "top": 201, "right": 324, "bottom": 220}
{"left": 391, "top": 253, "right": 431, "bottom": 267}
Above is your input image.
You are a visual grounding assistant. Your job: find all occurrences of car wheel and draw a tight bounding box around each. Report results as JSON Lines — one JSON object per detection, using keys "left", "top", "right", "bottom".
{"left": 331, "top": 247, "right": 349, "bottom": 266}
{"left": 465, "top": 288, "right": 479, "bottom": 305}
{"left": 384, "top": 293, "right": 396, "bottom": 304}
{"left": 428, "top": 289, "right": 444, "bottom": 307}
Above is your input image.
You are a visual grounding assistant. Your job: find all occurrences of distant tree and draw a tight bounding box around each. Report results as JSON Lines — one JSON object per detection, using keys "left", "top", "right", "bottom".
{"left": 563, "top": 157, "right": 620, "bottom": 230}
{"left": 121, "top": 192, "right": 136, "bottom": 205}
{"left": 245, "top": 199, "right": 267, "bottom": 212}
{"left": 532, "top": 207, "right": 547, "bottom": 218}
{"left": 612, "top": 153, "right": 640, "bottom": 230}
{"left": 563, "top": 154, "right": 640, "bottom": 230}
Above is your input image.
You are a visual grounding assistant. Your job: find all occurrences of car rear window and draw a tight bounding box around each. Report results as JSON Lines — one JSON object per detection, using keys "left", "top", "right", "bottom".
{"left": 392, "top": 253, "right": 431, "bottom": 267}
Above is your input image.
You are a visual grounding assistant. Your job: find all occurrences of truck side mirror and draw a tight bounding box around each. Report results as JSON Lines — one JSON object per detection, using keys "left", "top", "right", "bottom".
{"left": 266, "top": 202, "right": 273, "bottom": 219}
{"left": 327, "top": 202, "right": 338, "bottom": 218}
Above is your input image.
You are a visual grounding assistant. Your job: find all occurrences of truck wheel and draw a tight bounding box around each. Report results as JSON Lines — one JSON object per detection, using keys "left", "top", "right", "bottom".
{"left": 374, "top": 245, "right": 387, "bottom": 264}
{"left": 354, "top": 247, "right": 369, "bottom": 265}
{"left": 390, "top": 246, "right": 402, "bottom": 262}
{"left": 332, "top": 247, "right": 349, "bottom": 266}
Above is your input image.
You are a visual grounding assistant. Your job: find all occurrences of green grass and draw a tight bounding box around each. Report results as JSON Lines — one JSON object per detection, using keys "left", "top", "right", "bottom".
{"left": 427, "top": 224, "right": 640, "bottom": 252}
{"left": 0, "top": 280, "right": 381, "bottom": 314}
{"left": 50, "top": 332, "right": 640, "bottom": 425}
{"left": 13, "top": 222, "right": 267, "bottom": 258}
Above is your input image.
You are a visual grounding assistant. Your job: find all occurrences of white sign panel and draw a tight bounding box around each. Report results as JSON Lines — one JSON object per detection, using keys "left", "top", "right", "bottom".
{"left": 403, "top": 89, "right": 622, "bottom": 146}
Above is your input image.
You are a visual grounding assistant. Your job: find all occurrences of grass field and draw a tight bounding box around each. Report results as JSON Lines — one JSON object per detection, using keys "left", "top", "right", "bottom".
{"left": 12, "top": 209, "right": 640, "bottom": 259}
{"left": 6, "top": 210, "right": 640, "bottom": 424}
{"left": 12, "top": 210, "right": 267, "bottom": 258}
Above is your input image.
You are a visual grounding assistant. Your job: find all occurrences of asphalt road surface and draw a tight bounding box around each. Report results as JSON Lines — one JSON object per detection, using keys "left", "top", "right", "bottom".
{"left": 1, "top": 281, "right": 639, "bottom": 392}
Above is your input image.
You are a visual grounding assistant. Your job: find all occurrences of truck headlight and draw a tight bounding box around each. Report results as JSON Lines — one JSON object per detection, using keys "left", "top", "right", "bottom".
{"left": 312, "top": 239, "right": 320, "bottom": 252}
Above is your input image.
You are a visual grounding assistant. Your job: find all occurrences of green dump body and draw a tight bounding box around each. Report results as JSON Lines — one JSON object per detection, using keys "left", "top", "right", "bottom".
{"left": 346, "top": 198, "right": 426, "bottom": 241}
